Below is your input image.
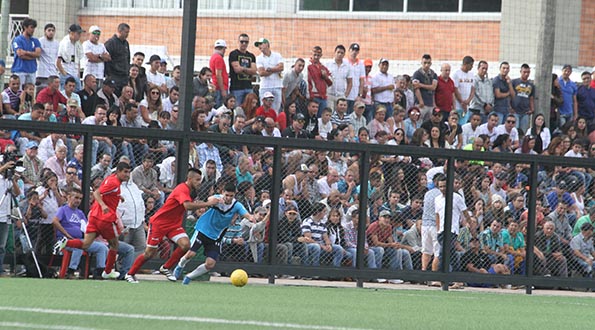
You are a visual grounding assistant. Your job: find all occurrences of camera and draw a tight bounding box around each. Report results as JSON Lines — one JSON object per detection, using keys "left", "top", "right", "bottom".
{"left": 1, "top": 151, "right": 24, "bottom": 180}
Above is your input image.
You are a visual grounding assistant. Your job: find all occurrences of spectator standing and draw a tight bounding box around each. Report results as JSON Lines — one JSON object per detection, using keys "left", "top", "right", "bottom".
{"left": 210, "top": 39, "right": 229, "bottom": 108}
{"left": 255, "top": 38, "right": 284, "bottom": 113}
{"left": 345, "top": 43, "right": 365, "bottom": 113}
{"left": 558, "top": 64, "right": 579, "bottom": 127}
{"left": 326, "top": 45, "right": 352, "bottom": 112}
{"left": 492, "top": 61, "right": 515, "bottom": 124}
{"left": 37, "top": 23, "right": 59, "bottom": 91}
{"left": 511, "top": 64, "right": 535, "bottom": 132}
{"left": 469, "top": 60, "right": 494, "bottom": 122}
{"left": 12, "top": 18, "right": 41, "bottom": 86}
{"left": 412, "top": 54, "right": 438, "bottom": 121}
{"left": 434, "top": 63, "right": 456, "bottom": 122}
{"left": 577, "top": 71, "right": 595, "bottom": 127}
{"left": 118, "top": 179, "right": 147, "bottom": 255}
{"left": 371, "top": 58, "right": 395, "bottom": 119}
{"left": 57, "top": 24, "right": 84, "bottom": 91}
{"left": 82, "top": 25, "right": 111, "bottom": 88}
{"left": 307, "top": 46, "right": 332, "bottom": 115}
{"left": 452, "top": 56, "right": 475, "bottom": 124}
{"left": 104, "top": 23, "right": 131, "bottom": 95}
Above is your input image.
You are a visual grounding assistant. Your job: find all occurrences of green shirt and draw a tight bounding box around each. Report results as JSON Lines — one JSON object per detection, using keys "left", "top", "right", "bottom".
{"left": 572, "top": 215, "right": 593, "bottom": 237}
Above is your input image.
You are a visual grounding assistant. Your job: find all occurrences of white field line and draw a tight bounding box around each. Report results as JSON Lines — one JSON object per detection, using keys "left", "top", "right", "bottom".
{"left": 0, "top": 306, "right": 375, "bottom": 330}
{"left": 0, "top": 322, "right": 101, "bottom": 330}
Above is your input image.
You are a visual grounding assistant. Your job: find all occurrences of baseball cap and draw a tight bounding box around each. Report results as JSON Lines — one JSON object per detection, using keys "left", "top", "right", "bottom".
{"left": 286, "top": 204, "right": 298, "bottom": 212}
{"left": 592, "top": 66, "right": 595, "bottom": 73}
{"left": 69, "top": 24, "right": 84, "bottom": 33}
{"left": 214, "top": 39, "right": 227, "bottom": 48}
{"left": 298, "top": 164, "right": 310, "bottom": 172}
{"left": 254, "top": 116, "right": 266, "bottom": 124}
{"left": 262, "top": 91, "right": 275, "bottom": 99}
{"left": 379, "top": 210, "right": 391, "bottom": 217}
{"left": 354, "top": 101, "right": 365, "bottom": 109}
{"left": 562, "top": 64, "right": 572, "bottom": 70}
{"left": 67, "top": 98, "right": 78, "bottom": 107}
{"left": 26, "top": 141, "right": 38, "bottom": 149}
{"left": 364, "top": 59, "right": 373, "bottom": 67}
{"left": 147, "top": 54, "right": 161, "bottom": 64}
{"left": 349, "top": 43, "right": 360, "bottom": 51}
{"left": 432, "top": 107, "right": 442, "bottom": 114}
{"left": 262, "top": 199, "right": 271, "bottom": 208}
{"left": 254, "top": 38, "right": 269, "bottom": 47}
{"left": 104, "top": 79, "right": 116, "bottom": 87}
{"left": 89, "top": 25, "right": 101, "bottom": 33}
{"left": 379, "top": 58, "right": 389, "bottom": 64}
{"left": 294, "top": 113, "right": 305, "bottom": 121}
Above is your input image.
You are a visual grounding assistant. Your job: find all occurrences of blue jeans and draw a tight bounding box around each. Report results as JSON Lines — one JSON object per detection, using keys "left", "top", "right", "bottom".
{"left": 322, "top": 244, "right": 346, "bottom": 267}
{"left": 494, "top": 111, "right": 506, "bottom": 125}
{"left": 346, "top": 247, "right": 377, "bottom": 268}
{"left": 304, "top": 243, "right": 321, "bottom": 266}
{"left": 67, "top": 241, "right": 108, "bottom": 270}
{"left": 93, "top": 140, "right": 116, "bottom": 166}
{"left": 244, "top": 242, "right": 265, "bottom": 263}
{"left": 559, "top": 113, "right": 573, "bottom": 128}
{"left": 514, "top": 113, "right": 531, "bottom": 133}
{"left": 214, "top": 90, "right": 224, "bottom": 109}
{"left": 231, "top": 89, "right": 253, "bottom": 107}
{"left": 117, "top": 241, "right": 135, "bottom": 275}
{"left": 0, "top": 222, "right": 9, "bottom": 275}
{"left": 313, "top": 98, "right": 328, "bottom": 118}
{"left": 59, "top": 73, "right": 82, "bottom": 92}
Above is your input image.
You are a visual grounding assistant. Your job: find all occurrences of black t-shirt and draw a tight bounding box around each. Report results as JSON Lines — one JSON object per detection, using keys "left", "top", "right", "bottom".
{"left": 461, "top": 250, "right": 491, "bottom": 272}
{"left": 228, "top": 49, "right": 255, "bottom": 91}
{"left": 77, "top": 89, "right": 102, "bottom": 117}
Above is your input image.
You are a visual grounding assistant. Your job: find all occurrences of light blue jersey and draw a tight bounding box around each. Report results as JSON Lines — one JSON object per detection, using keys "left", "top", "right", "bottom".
{"left": 194, "top": 195, "right": 248, "bottom": 241}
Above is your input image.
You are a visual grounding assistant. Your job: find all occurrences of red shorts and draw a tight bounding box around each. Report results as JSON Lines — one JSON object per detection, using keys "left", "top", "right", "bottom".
{"left": 146, "top": 224, "right": 188, "bottom": 248}
{"left": 86, "top": 217, "right": 120, "bottom": 240}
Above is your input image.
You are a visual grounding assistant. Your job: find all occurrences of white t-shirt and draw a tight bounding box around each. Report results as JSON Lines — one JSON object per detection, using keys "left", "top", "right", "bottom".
{"left": 474, "top": 123, "right": 498, "bottom": 142}
{"left": 326, "top": 59, "right": 352, "bottom": 97}
{"left": 452, "top": 69, "right": 475, "bottom": 109}
{"left": 147, "top": 70, "right": 166, "bottom": 88}
{"left": 38, "top": 37, "right": 59, "bottom": 78}
{"left": 461, "top": 122, "right": 478, "bottom": 146}
{"left": 256, "top": 51, "right": 284, "bottom": 89}
{"left": 57, "top": 36, "right": 84, "bottom": 77}
{"left": 82, "top": 40, "right": 108, "bottom": 79}
{"left": 371, "top": 72, "right": 394, "bottom": 103}
{"left": 435, "top": 193, "right": 467, "bottom": 234}
{"left": 494, "top": 124, "right": 519, "bottom": 144}
{"left": 346, "top": 59, "right": 366, "bottom": 101}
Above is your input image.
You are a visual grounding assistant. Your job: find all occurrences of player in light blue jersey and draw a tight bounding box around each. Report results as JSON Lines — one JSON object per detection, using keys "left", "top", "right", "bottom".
{"left": 174, "top": 182, "right": 253, "bottom": 284}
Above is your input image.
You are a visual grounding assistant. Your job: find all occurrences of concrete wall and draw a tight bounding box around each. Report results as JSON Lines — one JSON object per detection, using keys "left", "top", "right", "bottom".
{"left": 29, "top": 0, "right": 79, "bottom": 40}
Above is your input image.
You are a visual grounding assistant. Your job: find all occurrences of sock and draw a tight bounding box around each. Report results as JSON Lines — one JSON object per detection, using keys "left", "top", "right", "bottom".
{"left": 163, "top": 247, "right": 186, "bottom": 269}
{"left": 187, "top": 263, "right": 208, "bottom": 280}
{"left": 104, "top": 249, "right": 118, "bottom": 274}
{"left": 128, "top": 254, "right": 149, "bottom": 276}
{"left": 66, "top": 239, "right": 83, "bottom": 249}
{"left": 178, "top": 256, "right": 189, "bottom": 268}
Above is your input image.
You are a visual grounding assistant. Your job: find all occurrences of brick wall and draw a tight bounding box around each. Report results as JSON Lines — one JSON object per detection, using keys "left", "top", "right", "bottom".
{"left": 579, "top": 0, "right": 595, "bottom": 66}
{"left": 79, "top": 16, "right": 500, "bottom": 64}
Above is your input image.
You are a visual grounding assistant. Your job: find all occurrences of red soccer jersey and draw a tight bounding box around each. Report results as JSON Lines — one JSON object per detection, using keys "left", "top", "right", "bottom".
{"left": 89, "top": 173, "right": 122, "bottom": 222}
{"left": 209, "top": 53, "right": 229, "bottom": 91}
{"left": 150, "top": 182, "right": 192, "bottom": 227}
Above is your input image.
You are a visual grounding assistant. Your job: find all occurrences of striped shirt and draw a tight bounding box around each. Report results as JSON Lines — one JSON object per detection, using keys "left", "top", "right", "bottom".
{"left": 301, "top": 217, "right": 327, "bottom": 244}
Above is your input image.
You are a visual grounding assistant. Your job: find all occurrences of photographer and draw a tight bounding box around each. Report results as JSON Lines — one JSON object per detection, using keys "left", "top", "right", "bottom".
{"left": 0, "top": 159, "right": 22, "bottom": 276}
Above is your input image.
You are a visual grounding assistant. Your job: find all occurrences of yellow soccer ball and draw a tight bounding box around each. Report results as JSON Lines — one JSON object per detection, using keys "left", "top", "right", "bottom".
{"left": 230, "top": 269, "right": 248, "bottom": 287}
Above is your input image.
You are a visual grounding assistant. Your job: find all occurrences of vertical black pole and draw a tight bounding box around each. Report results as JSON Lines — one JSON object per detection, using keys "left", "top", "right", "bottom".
{"left": 441, "top": 157, "right": 455, "bottom": 291}
{"left": 525, "top": 161, "right": 538, "bottom": 295}
{"left": 176, "top": 0, "right": 198, "bottom": 181}
{"left": 356, "top": 151, "right": 371, "bottom": 288}
{"left": 81, "top": 132, "right": 93, "bottom": 214}
{"left": 267, "top": 145, "right": 283, "bottom": 284}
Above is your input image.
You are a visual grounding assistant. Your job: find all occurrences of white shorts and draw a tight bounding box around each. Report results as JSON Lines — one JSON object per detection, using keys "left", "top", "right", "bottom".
{"left": 421, "top": 224, "right": 439, "bottom": 255}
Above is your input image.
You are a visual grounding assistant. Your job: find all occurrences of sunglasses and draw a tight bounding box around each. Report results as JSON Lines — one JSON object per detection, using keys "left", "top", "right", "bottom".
{"left": 66, "top": 172, "right": 77, "bottom": 175}
{"left": 151, "top": 91, "right": 160, "bottom": 95}
{"left": 287, "top": 211, "right": 298, "bottom": 215}
{"left": 410, "top": 112, "right": 420, "bottom": 116}
{"left": 92, "top": 31, "right": 101, "bottom": 35}
{"left": 239, "top": 40, "right": 249, "bottom": 44}
{"left": 506, "top": 120, "right": 516, "bottom": 124}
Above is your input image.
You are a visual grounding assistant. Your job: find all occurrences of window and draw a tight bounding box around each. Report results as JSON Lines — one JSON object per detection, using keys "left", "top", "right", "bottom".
{"left": 353, "top": 0, "right": 403, "bottom": 12}
{"left": 301, "top": 0, "right": 501, "bottom": 12}
{"left": 407, "top": 0, "right": 458, "bottom": 12}
{"left": 300, "top": 0, "right": 349, "bottom": 11}
{"left": 463, "top": 0, "right": 502, "bottom": 12}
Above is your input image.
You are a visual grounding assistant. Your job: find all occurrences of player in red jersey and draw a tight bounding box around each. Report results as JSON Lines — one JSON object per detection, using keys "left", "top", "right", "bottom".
{"left": 53, "top": 162, "right": 132, "bottom": 280}
{"left": 124, "top": 168, "right": 220, "bottom": 283}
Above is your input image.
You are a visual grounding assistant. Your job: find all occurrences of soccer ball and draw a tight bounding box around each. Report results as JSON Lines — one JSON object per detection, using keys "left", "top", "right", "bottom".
{"left": 230, "top": 269, "right": 248, "bottom": 287}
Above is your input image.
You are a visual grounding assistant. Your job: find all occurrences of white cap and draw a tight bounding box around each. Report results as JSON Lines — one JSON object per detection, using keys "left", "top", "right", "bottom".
{"left": 592, "top": 66, "right": 595, "bottom": 73}
{"left": 214, "top": 39, "right": 227, "bottom": 48}
{"left": 262, "top": 199, "right": 271, "bottom": 208}
{"left": 262, "top": 91, "right": 275, "bottom": 99}
{"left": 89, "top": 25, "right": 101, "bottom": 33}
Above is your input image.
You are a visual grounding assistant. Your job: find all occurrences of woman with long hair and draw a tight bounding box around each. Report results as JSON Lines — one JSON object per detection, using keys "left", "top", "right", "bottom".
{"left": 355, "top": 127, "right": 370, "bottom": 144}
{"left": 410, "top": 127, "right": 429, "bottom": 147}
{"left": 492, "top": 133, "right": 512, "bottom": 153}
{"left": 190, "top": 109, "right": 209, "bottom": 132}
{"left": 574, "top": 116, "right": 589, "bottom": 139}
{"left": 445, "top": 111, "right": 463, "bottom": 149}
{"left": 277, "top": 101, "right": 296, "bottom": 132}
{"left": 241, "top": 92, "right": 260, "bottom": 122}
{"left": 404, "top": 106, "right": 422, "bottom": 142}
{"left": 550, "top": 73, "right": 564, "bottom": 130}
{"left": 543, "top": 136, "right": 563, "bottom": 156}
{"left": 471, "top": 175, "right": 492, "bottom": 206}
{"left": 139, "top": 86, "right": 163, "bottom": 125}
{"left": 424, "top": 125, "right": 450, "bottom": 149}
{"left": 387, "top": 106, "right": 406, "bottom": 135}
{"left": 515, "top": 135, "right": 538, "bottom": 155}
{"left": 128, "top": 64, "right": 146, "bottom": 103}
{"left": 528, "top": 113, "right": 550, "bottom": 153}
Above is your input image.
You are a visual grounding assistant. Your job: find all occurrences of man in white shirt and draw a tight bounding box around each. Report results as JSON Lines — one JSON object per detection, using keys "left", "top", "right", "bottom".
{"left": 452, "top": 56, "right": 475, "bottom": 124}
{"left": 255, "top": 38, "right": 284, "bottom": 113}
{"left": 261, "top": 117, "right": 281, "bottom": 138}
{"left": 82, "top": 25, "right": 111, "bottom": 88}
{"left": 371, "top": 58, "right": 395, "bottom": 119}
{"left": 326, "top": 45, "right": 352, "bottom": 112}
{"left": 461, "top": 112, "right": 482, "bottom": 146}
{"left": 37, "top": 23, "right": 59, "bottom": 92}
{"left": 146, "top": 54, "right": 168, "bottom": 95}
{"left": 345, "top": 43, "right": 365, "bottom": 114}
{"left": 57, "top": 24, "right": 84, "bottom": 91}
{"left": 161, "top": 86, "right": 179, "bottom": 113}
{"left": 474, "top": 112, "right": 500, "bottom": 143}
{"left": 81, "top": 104, "right": 115, "bottom": 164}
{"left": 494, "top": 114, "right": 519, "bottom": 148}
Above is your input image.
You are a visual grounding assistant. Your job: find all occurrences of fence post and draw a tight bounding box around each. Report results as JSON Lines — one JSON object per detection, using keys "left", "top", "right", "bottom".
{"left": 267, "top": 145, "right": 283, "bottom": 284}
{"left": 355, "top": 150, "right": 371, "bottom": 288}
{"left": 525, "top": 161, "right": 539, "bottom": 294}
{"left": 440, "top": 157, "right": 456, "bottom": 290}
{"left": 81, "top": 132, "right": 93, "bottom": 215}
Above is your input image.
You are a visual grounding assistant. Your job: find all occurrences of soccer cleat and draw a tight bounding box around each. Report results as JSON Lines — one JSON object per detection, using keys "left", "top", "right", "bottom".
{"left": 159, "top": 265, "right": 177, "bottom": 282}
{"left": 173, "top": 265, "right": 184, "bottom": 280}
{"left": 182, "top": 276, "right": 191, "bottom": 285}
{"left": 125, "top": 274, "right": 139, "bottom": 284}
{"left": 101, "top": 270, "right": 121, "bottom": 280}
{"left": 52, "top": 237, "right": 68, "bottom": 255}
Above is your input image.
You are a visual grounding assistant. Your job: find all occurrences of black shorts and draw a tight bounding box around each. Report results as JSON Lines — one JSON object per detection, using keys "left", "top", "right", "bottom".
{"left": 190, "top": 231, "right": 221, "bottom": 261}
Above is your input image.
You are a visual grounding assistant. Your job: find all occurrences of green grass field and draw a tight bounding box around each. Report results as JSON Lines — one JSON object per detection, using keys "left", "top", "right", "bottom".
{"left": 1, "top": 278, "right": 594, "bottom": 330}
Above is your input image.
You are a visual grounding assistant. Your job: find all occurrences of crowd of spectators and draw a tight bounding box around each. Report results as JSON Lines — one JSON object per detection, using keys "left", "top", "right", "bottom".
{"left": 0, "top": 18, "right": 594, "bottom": 286}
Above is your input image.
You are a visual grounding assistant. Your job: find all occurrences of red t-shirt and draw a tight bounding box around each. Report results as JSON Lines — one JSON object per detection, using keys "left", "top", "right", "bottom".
{"left": 255, "top": 106, "right": 277, "bottom": 121}
{"left": 36, "top": 87, "right": 67, "bottom": 113}
{"left": 89, "top": 174, "right": 122, "bottom": 222}
{"left": 435, "top": 76, "right": 455, "bottom": 112}
{"left": 365, "top": 221, "right": 393, "bottom": 246}
{"left": 150, "top": 182, "right": 192, "bottom": 228}
{"left": 209, "top": 53, "right": 228, "bottom": 91}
